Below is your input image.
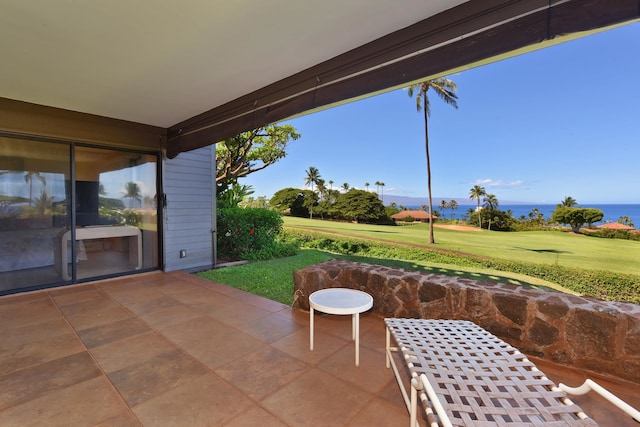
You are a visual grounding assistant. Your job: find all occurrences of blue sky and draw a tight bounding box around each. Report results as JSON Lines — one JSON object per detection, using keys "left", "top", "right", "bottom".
{"left": 242, "top": 22, "right": 640, "bottom": 205}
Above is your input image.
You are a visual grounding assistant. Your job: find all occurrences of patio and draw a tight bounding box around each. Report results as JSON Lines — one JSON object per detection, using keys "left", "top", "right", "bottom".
{"left": 1, "top": 271, "right": 638, "bottom": 426}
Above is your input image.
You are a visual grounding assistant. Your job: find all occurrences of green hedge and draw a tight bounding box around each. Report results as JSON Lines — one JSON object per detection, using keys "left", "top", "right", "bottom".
{"left": 282, "top": 228, "right": 640, "bottom": 304}
{"left": 218, "top": 208, "right": 296, "bottom": 260}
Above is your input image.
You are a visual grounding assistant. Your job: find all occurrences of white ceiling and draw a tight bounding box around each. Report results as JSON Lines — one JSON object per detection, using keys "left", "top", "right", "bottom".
{"left": 0, "top": 0, "right": 467, "bottom": 128}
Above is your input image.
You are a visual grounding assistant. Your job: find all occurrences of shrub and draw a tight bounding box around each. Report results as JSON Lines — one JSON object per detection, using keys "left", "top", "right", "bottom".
{"left": 218, "top": 208, "right": 296, "bottom": 260}
{"left": 403, "top": 216, "right": 415, "bottom": 223}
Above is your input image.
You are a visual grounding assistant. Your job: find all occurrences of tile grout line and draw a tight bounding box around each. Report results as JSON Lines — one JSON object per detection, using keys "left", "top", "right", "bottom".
{"left": 46, "top": 285, "right": 145, "bottom": 427}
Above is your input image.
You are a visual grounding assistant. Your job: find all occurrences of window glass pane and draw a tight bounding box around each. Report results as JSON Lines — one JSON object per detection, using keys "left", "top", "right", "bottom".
{"left": 73, "top": 147, "right": 158, "bottom": 280}
{"left": 0, "top": 138, "right": 70, "bottom": 292}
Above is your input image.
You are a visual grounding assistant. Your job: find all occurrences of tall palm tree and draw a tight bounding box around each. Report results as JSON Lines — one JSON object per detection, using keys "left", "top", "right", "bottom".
{"left": 483, "top": 193, "right": 499, "bottom": 210}
{"left": 341, "top": 182, "right": 350, "bottom": 192}
{"left": 560, "top": 196, "right": 578, "bottom": 207}
{"left": 304, "top": 166, "right": 321, "bottom": 192}
{"left": 407, "top": 77, "right": 458, "bottom": 244}
{"left": 365, "top": 182, "right": 370, "bottom": 192}
{"left": 122, "top": 181, "right": 142, "bottom": 209}
{"left": 449, "top": 199, "right": 458, "bottom": 220}
{"left": 483, "top": 193, "right": 499, "bottom": 231}
{"left": 379, "top": 182, "right": 385, "bottom": 202}
{"left": 439, "top": 200, "right": 448, "bottom": 218}
{"left": 316, "top": 178, "right": 327, "bottom": 201}
{"left": 469, "top": 185, "right": 486, "bottom": 228}
{"left": 24, "top": 171, "right": 46, "bottom": 207}
{"left": 328, "top": 180, "right": 334, "bottom": 191}
{"left": 374, "top": 181, "right": 382, "bottom": 197}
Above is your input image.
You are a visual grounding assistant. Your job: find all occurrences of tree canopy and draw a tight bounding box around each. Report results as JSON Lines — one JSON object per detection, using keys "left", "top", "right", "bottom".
{"left": 270, "top": 188, "right": 316, "bottom": 218}
{"left": 551, "top": 207, "right": 604, "bottom": 233}
{"left": 216, "top": 124, "right": 300, "bottom": 191}
{"left": 331, "top": 189, "right": 386, "bottom": 223}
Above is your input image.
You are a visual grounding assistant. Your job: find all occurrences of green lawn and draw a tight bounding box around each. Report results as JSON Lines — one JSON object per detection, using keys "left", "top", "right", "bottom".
{"left": 283, "top": 217, "right": 640, "bottom": 276}
{"left": 197, "top": 248, "right": 577, "bottom": 306}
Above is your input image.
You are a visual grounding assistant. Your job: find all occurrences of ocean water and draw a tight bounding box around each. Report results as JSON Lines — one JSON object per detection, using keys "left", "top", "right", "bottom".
{"left": 427, "top": 204, "right": 640, "bottom": 229}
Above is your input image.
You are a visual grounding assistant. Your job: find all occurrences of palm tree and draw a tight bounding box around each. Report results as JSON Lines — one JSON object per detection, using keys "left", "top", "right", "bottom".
{"left": 328, "top": 180, "right": 334, "bottom": 191}
{"left": 341, "top": 182, "right": 350, "bottom": 192}
{"left": 374, "top": 181, "right": 382, "bottom": 197}
{"left": 24, "top": 171, "right": 46, "bottom": 207}
{"left": 365, "top": 182, "right": 370, "bottom": 192}
{"left": 379, "top": 182, "right": 385, "bottom": 202}
{"left": 560, "top": 196, "right": 578, "bottom": 207}
{"left": 483, "top": 193, "right": 499, "bottom": 210}
{"left": 469, "top": 185, "right": 486, "bottom": 228}
{"left": 122, "top": 181, "right": 142, "bottom": 209}
{"left": 483, "top": 193, "right": 499, "bottom": 231}
{"left": 449, "top": 199, "right": 458, "bottom": 220}
{"left": 304, "top": 166, "right": 321, "bottom": 192}
{"left": 316, "top": 178, "right": 327, "bottom": 201}
{"left": 407, "top": 77, "right": 458, "bottom": 244}
{"left": 439, "top": 200, "right": 448, "bottom": 218}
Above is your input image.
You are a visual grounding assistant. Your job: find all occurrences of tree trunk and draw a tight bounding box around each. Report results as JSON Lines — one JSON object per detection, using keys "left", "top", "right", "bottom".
{"left": 423, "top": 93, "right": 435, "bottom": 244}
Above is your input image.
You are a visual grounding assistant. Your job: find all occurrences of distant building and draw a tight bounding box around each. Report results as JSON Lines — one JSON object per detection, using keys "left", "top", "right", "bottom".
{"left": 391, "top": 210, "right": 438, "bottom": 223}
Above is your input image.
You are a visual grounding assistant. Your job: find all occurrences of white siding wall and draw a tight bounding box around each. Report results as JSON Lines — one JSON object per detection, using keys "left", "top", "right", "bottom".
{"left": 163, "top": 146, "right": 214, "bottom": 271}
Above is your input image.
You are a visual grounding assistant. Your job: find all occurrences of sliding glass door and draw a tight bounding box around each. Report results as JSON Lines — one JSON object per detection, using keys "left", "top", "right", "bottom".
{"left": 0, "top": 137, "right": 159, "bottom": 294}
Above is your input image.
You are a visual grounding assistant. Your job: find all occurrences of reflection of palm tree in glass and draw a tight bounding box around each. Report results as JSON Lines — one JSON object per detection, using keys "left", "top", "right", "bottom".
{"left": 122, "top": 181, "right": 142, "bottom": 209}
{"left": 33, "top": 189, "right": 54, "bottom": 214}
{"left": 24, "top": 171, "right": 46, "bottom": 206}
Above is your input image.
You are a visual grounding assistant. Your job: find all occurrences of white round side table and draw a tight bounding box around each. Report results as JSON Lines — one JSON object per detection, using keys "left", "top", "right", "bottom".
{"left": 309, "top": 288, "right": 373, "bottom": 366}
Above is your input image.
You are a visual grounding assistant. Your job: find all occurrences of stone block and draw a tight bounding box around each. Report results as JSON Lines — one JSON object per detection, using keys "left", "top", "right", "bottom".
{"left": 527, "top": 318, "right": 559, "bottom": 347}
{"left": 493, "top": 294, "right": 528, "bottom": 326}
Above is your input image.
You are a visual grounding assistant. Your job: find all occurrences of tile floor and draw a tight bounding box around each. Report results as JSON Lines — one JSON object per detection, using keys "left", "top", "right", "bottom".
{"left": 0, "top": 271, "right": 638, "bottom": 426}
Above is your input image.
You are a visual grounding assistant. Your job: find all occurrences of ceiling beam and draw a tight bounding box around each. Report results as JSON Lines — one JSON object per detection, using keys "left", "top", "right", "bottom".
{"left": 167, "top": 0, "right": 639, "bottom": 158}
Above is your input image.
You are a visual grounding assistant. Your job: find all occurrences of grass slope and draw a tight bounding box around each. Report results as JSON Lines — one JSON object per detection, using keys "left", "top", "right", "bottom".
{"left": 283, "top": 217, "right": 640, "bottom": 276}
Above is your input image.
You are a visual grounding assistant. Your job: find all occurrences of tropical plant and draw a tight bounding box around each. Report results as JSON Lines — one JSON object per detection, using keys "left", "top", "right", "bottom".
{"left": 449, "top": 199, "right": 458, "bottom": 220}
{"left": 122, "top": 181, "right": 142, "bottom": 209}
{"left": 551, "top": 207, "right": 604, "bottom": 233}
{"left": 618, "top": 216, "right": 635, "bottom": 228}
{"left": 331, "top": 189, "right": 386, "bottom": 223}
{"left": 407, "top": 77, "right": 458, "bottom": 244}
{"left": 341, "top": 182, "right": 350, "bottom": 192}
{"left": 33, "top": 189, "right": 54, "bottom": 214}
{"left": 218, "top": 183, "right": 254, "bottom": 208}
{"left": 216, "top": 124, "right": 301, "bottom": 192}
{"left": 469, "top": 185, "right": 486, "bottom": 228}
{"left": 304, "top": 166, "right": 321, "bottom": 192}
{"left": 24, "top": 171, "right": 46, "bottom": 207}
{"left": 559, "top": 196, "right": 578, "bottom": 207}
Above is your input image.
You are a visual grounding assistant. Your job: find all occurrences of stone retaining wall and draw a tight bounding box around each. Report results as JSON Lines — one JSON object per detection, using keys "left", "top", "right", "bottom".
{"left": 293, "top": 260, "right": 640, "bottom": 384}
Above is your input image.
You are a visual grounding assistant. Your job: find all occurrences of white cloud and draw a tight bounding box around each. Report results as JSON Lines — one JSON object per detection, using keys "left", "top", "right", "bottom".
{"left": 474, "top": 178, "right": 524, "bottom": 188}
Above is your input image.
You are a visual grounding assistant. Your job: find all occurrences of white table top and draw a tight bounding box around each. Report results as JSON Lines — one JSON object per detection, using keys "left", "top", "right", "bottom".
{"left": 309, "top": 288, "right": 373, "bottom": 315}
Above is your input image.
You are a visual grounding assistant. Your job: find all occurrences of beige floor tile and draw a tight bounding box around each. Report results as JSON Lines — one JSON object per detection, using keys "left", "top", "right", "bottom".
{"left": 272, "top": 326, "right": 349, "bottom": 366}
{"left": 112, "top": 293, "right": 181, "bottom": 316}
{"left": 317, "top": 344, "right": 394, "bottom": 394}
{"left": 162, "top": 316, "right": 266, "bottom": 369}
{"left": 0, "top": 297, "right": 61, "bottom": 329}
{"left": 0, "top": 332, "right": 85, "bottom": 376}
{"left": 0, "top": 352, "right": 101, "bottom": 411}
{"left": 133, "top": 373, "right": 253, "bottom": 427}
{"left": 107, "top": 349, "right": 209, "bottom": 407}
{"left": 1, "top": 317, "right": 75, "bottom": 350}
{"left": 138, "top": 304, "right": 202, "bottom": 330}
{"left": 90, "top": 331, "right": 178, "bottom": 373}
{"left": 261, "top": 368, "right": 373, "bottom": 426}
{"left": 346, "top": 396, "right": 411, "bottom": 426}
{"left": 238, "top": 312, "right": 303, "bottom": 343}
{"left": 215, "top": 346, "right": 309, "bottom": 401}
{"left": 222, "top": 407, "right": 288, "bottom": 427}
{"left": 64, "top": 304, "right": 135, "bottom": 331}
{"left": 48, "top": 285, "right": 104, "bottom": 307}
{"left": 77, "top": 316, "right": 151, "bottom": 349}
{"left": 0, "top": 377, "right": 129, "bottom": 427}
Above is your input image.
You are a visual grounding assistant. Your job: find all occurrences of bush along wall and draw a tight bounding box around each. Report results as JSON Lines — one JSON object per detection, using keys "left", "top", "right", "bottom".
{"left": 217, "top": 208, "right": 296, "bottom": 261}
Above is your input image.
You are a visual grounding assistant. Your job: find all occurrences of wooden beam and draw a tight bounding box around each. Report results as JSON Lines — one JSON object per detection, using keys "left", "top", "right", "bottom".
{"left": 167, "top": 0, "right": 639, "bottom": 158}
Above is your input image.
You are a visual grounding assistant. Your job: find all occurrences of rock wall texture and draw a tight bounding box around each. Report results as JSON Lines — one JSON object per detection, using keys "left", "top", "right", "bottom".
{"left": 293, "top": 260, "right": 640, "bottom": 384}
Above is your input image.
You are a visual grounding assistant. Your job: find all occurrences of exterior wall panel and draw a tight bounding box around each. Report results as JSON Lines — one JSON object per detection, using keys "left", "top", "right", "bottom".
{"left": 163, "top": 146, "right": 214, "bottom": 272}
